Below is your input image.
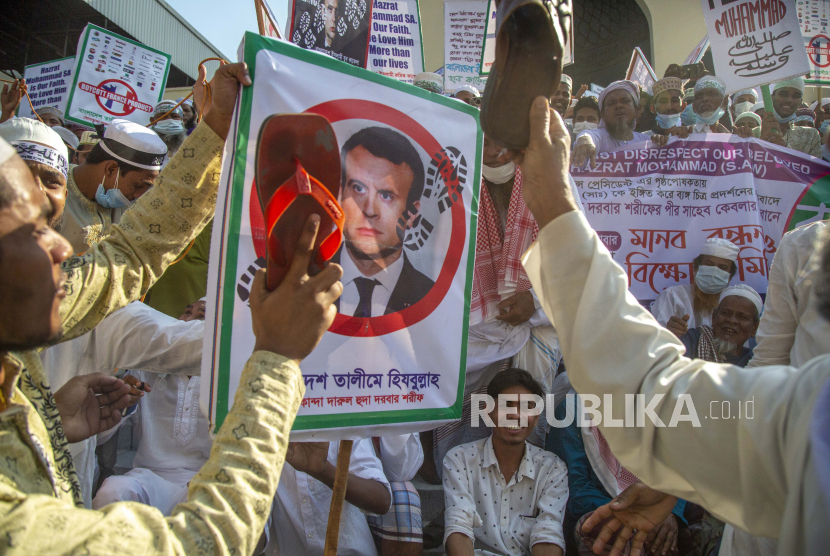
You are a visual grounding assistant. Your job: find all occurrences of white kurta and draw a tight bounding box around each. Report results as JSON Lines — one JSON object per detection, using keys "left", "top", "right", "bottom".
{"left": 376, "top": 434, "right": 423, "bottom": 483}
{"left": 522, "top": 211, "right": 830, "bottom": 555}
{"left": 650, "top": 283, "right": 713, "bottom": 330}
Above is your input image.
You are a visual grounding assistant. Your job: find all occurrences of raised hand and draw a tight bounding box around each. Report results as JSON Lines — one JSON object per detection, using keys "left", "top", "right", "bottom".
{"left": 201, "top": 61, "right": 250, "bottom": 140}
{"left": 666, "top": 315, "right": 689, "bottom": 337}
{"left": 1, "top": 79, "right": 25, "bottom": 123}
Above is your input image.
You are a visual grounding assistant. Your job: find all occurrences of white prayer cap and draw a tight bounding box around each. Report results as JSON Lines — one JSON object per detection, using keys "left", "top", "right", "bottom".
{"left": 810, "top": 100, "right": 818, "bottom": 111}
{"left": 36, "top": 106, "right": 65, "bottom": 125}
{"left": 413, "top": 72, "right": 444, "bottom": 94}
{"left": 823, "top": 97, "right": 830, "bottom": 107}
{"left": 732, "top": 88, "right": 758, "bottom": 102}
{"left": 773, "top": 76, "right": 805, "bottom": 94}
{"left": 751, "top": 101, "right": 766, "bottom": 114}
{"left": 694, "top": 75, "right": 726, "bottom": 96}
{"left": 52, "top": 126, "right": 80, "bottom": 151}
{"left": 0, "top": 137, "right": 15, "bottom": 166}
{"left": 0, "top": 118, "right": 69, "bottom": 177}
{"left": 735, "top": 111, "right": 762, "bottom": 127}
{"left": 99, "top": 119, "right": 167, "bottom": 171}
{"left": 175, "top": 96, "right": 194, "bottom": 107}
{"left": 700, "top": 237, "right": 739, "bottom": 261}
{"left": 719, "top": 284, "right": 763, "bottom": 315}
{"left": 561, "top": 74, "right": 573, "bottom": 90}
{"left": 455, "top": 84, "right": 480, "bottom": 97}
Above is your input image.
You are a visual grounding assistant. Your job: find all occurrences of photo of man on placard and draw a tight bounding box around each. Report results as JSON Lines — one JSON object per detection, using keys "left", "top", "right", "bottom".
{"left": 290, "top": 0, "right": 373, "bottom": 68}
{"left": 333, "top": 126, "right": 435, "bottom": 317}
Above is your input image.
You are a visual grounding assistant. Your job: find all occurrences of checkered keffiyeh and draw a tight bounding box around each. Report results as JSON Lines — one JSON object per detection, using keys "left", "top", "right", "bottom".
{"left": 470, "top": 168, "right": 538, "bottom": 325}
{"left": 591, "top": 426, "right": 640, "bottom": 494}
{"left": 696, "top": 325, "right": 725, "bottom": 363}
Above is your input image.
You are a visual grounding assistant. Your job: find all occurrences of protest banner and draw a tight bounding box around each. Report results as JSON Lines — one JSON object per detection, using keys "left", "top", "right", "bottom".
{"left": 800, "top": 0, "right": 830, "bottom": 85}
{"left": 444, "top": 0, "right": 487, "bottom": 92}
{"left": 626, "top": 47, "right": 657, "bottom": 93}
{"left": 572, "top": 134, "right": 830, "bottom": 309}
{"left": 288, "top": 0, "right": 374, "bottom": 68}
{"left": 479, "top": 0, "right": 572, "bottom": 77}
{"left": 683, "top": 35, "right": 710, "bottom": 65}
{"left": 367, "top": 0, "right": 425, "bottom": 83}
{"left": 256, "top": 0, "right": 284, "bottom": 39}
{"left": 17, "top": 57, "right": 75, "bottom": 120}
{"left": 201, "top": 32, "right": 481, "bottom": 440}
{"left": 64, "top": 24, "right": 171, "bottom": 127}
{"left": 701, "top": 0, "right": 810, "bottom": 94}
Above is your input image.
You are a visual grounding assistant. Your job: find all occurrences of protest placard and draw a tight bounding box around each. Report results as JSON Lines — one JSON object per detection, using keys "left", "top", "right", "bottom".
{"left": 367, "top": 0, "right": 425, "bottom": 83}
{"left": 701, "top": 0, "right": 810, "bottom": 94}
{"left": 626, "top": 47, "right": 657, "bottom": 93}
{"left": 256, "top": 0, "right": 284, "bottom": 39}
{"left": 17, "top": 57, "right": 75, "bottom": 120}
{"left": 573, "top": 134, "right": 830, "bottom": 308}
{"left": 201, "top": 32, "right": 481, "bottom": 440}
{"left": 64, "top": 24, "right": 171, "bottom": 127}
{"left": 444, "top": 0, "right": 487, "bottom": 92}
{"left": 683, "top": 35, "right": 710, "bottom": 65}
{"left": 288, "top": 0, "right": 374, "bottom": 67}
{"left": 800, "top": 0, "right": 830, "bottom": 85}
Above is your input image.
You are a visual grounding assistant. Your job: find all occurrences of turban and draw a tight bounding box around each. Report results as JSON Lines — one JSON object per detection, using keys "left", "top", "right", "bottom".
{"left": 0, "top": 118, "right": 69, "bottom": 178}
{"left": 720, "top": 284, "right": 763, "bottom": 315}
{"left": 598, "top": 80, "right": 640, "bottom": 111}
{"left": 652, "top": 77, "right": 683, "bottom": 99}
{"left": 694, "top": 75, "right": 726, "bottom": 96}
{"left": 700, "top": 237, "right": 739, "bottom": 261}
{"left": 773, "top": 77, "right": 805, "bottom": 94}
{"left": 735, "top": 111, "right": 762, "bottom": 127}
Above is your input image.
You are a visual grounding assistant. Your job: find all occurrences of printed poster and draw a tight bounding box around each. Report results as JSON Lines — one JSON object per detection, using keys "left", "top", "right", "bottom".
{"left": 625, "top": 47, "right": 657, "bottom": 93}
{"left": 367, "top": 0, "right": 425, "bottom": 83}
{"left": 17, "top": 57, "right": 75, "bottom": 120}
{"left": 64, "top": 24, "right": 171, "bottom": 127}
{"left": 701, "top": 0, "right": 810, "bottom": 94}
{"left": 257, "top": 0, "right": 284, "bottom": 39}
{"left": 444, "top": 0, "right": 487, "bottom": 92}
{"left": 573, "top": 134, "right": 830, "bottom": 308}
{"left": 799, "top": 0, "right": 830, "bottom": 85}
{"left": 683, "top": 35, "right": 710, "bottom": 65}
{"left": 288, "top": 0, "right": 374, "bottom": 67}
{"left": 202, "top": 32, "right": 481, "bottom": 440}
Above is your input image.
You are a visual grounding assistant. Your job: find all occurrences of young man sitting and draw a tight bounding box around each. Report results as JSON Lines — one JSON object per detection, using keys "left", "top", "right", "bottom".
{"left": 443, "top": 369, "right": 568, "bottom": 556}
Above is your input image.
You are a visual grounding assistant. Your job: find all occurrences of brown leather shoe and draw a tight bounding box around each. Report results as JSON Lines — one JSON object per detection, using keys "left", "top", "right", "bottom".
{"left": 480, "top": 0, "right": 571, "bottom": 150}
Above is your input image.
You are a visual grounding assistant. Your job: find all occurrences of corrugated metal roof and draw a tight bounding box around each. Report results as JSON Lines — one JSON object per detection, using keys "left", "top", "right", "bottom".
{"left": 83, "top": 0, "right": 226, "bottom": 81}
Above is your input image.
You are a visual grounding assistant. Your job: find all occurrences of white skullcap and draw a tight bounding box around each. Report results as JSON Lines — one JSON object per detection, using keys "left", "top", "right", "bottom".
{"left": 0, "top": 137, "right": 15, "bottom": 166}
{"left": 732, "top": 89, "right": 758, "bottom": 102}
{"left": 561, "top": 74, "right": 573, "bottom": 90}
{"left": 175, "top": 96, "right": 194, "bottom": 107}
{"left": 735, "top": 111, "right": 762, "bottom": 127}
{"left": 454, "top": 84, "right": 479, "bottom": 97}
{"left": 0, "top": 118, "right": 69, "bottom": 177}
{"left": 773, "top": 76, "right": 805, "bottom": 94}
{"left": 751, "top": 101, "right": 766, "bottom": 114}
{"left": 700, "top": 237, "right": 739, "bottom": 261}
{"left": 99, "top": 119, "right": 167, "bottom": 171}
{"left": 694, "top": 75, "right": 726, "bottom": 96}
{"left": 413, "top": 72, "right": 444, "bottom": 94}
{"left": 824, "top": 98, "right": 830, "bottom": 107}
{"left": 719, "top": 284, "right": 763, "bottom": 315}
{"left": 36, "top": 106, "right": 65, "bottom": 125}
{"left": 52, "top": 126, "right": 80, "bottom": 151}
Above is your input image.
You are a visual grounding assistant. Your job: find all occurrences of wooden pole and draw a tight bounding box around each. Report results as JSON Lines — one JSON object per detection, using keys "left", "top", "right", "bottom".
{"left": 323, "top": 439, "right": 353, "bottom": 556}
{"left": 254, "top": 0, "right": 266, "bottom": 36}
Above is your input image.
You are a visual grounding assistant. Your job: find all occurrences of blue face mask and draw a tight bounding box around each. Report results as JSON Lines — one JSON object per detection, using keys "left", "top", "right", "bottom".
{"left": 680, "top": 105, "right": 696, "bottom": 126}
{"left": 696, "top": 107, "right": 726, "bottom": 126}
{"left": 821, "top": 121, "right": 830, "bottom": 136}
{"left": 655, "top": 112, "right": 682, "bottom": 130}
{"left": 94, "top": 169, "right": 132, "bottom": 209}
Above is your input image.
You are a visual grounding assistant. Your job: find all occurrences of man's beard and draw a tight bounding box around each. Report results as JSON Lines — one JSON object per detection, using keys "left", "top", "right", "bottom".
{"left": 50, "top": 212, "right": 64, "bottom": 232}
{"left": 345, "top": 239, "right": 402, "bottom": 261}
{"left": 713, "top": 337, "right": 738, "bottom": 358}
{"left": 606, "top": 118, "right": 635, "bottom": 140}
{"left": 185, "top": 116, "right": 196, "bottom": 130}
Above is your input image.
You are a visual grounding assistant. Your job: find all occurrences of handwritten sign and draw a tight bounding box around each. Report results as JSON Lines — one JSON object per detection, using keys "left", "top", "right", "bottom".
{"left": 800, "top": 0, "right": 830, "bottom": 85}
{"left": 444, "top": 0, "right": 487, "bottom": 92}
{"left": 626, "top": 47, "right": 657, "bottom": 93}
{"left": 17, "top": 57, "right": 75, "bottom": 120}
{"left": 368, "top": 0, "right": 425, "bottom": 83}
{"left": 701, "top": 0, "right": 810, "bottom": 94}
{"left": 574, "top": 133, "right": 830, "bottom": 307}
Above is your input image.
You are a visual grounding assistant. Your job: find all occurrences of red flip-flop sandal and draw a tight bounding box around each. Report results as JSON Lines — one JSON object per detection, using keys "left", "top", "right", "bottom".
{"left": 255, "top": 114, "right": 345, "bottom": 291}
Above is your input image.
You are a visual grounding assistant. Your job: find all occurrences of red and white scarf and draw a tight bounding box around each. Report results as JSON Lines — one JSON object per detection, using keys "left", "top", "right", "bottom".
{"left": 470, "top": 168, "right": 539, "bottom": 325}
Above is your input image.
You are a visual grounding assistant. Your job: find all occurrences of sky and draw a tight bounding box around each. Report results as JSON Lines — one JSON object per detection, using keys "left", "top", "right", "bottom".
{"left": 166, "top": 0, "right": 289, "bottom": 60}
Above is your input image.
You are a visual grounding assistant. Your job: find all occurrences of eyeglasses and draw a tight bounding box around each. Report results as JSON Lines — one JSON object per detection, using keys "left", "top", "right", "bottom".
{"left": 463, "top": 97, "right": 482, "bottom": 108}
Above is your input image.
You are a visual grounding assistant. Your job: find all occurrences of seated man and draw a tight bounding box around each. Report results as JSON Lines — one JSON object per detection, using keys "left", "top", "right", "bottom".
{"left": 91, "top": 300, "right": 209, "bottom": 515}
{"left": 679, "top": 285, "right": 760, "bottom": 366}
{"left": 651, "top": 238, "right": 739, "bottom": 337}
{"left": 271, "top": 439, "right": 392, "bottom": 555}
{"left": 572, "top": 80, "right": 667, "bottom": 168}
{"left": 443, "top": 369, "right": 568, "bottom": 556}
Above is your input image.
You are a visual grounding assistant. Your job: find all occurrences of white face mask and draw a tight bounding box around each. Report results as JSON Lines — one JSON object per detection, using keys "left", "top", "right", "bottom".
{"left": 573, "top": 121, "right": 598, "bottom": 133}
{"left": 482, "top": 161, "right": 516, "bottom": 184}
{"left": 733, "top": 101, "right": 754, "bottom": 115}
{"left": 694, "top": 265, "right": 731, "bottom": 294}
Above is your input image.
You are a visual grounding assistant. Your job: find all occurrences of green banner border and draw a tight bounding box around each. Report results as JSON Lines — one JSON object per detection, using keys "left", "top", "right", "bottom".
{"left": 64, "top": 23, "right": 172, "bottom": 127}
{"left": 214, "top": 31, "right": 481, "bottom": 432}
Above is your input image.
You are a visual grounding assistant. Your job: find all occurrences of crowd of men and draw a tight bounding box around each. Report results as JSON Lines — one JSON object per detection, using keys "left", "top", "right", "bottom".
{"left": 0, "top": 24, "right": 828, "bottom": 556}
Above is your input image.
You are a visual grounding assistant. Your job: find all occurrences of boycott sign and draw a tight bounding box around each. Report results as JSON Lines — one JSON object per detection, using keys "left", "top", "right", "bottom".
{"left": 573, "top": 134, "right": 830, "bottom": 307}
{"left": 201, "top": 32, "right": 480, "bottom": 439}
{"left": 444, "top": 0, "right": 487, "bottom": 92}
{"left": 289, "top": 0, "right": 374, "bottom": 67}
{"left": 367, "top": 0, "right": 425, "bottom": 83}
{"left": 65, "top": 24, "right": 171, "bottom": 127}
{"left": 701, "top": 0, "right": 810, "bottom": 94}
{"left": 799, "top": 0, "right": 830, "bottom": 85}
{"left": 17, "top": 57, "right": 75, "bottom": 120}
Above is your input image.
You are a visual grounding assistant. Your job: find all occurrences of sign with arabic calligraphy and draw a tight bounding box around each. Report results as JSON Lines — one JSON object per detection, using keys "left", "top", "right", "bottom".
{"left": 572, "top": 133, "right": 830, "bottom": 307}
{"left": 701, "top": 0, "right": 810, "bottom": 94}
{"left": 202, "top": 33, "right": 480, "bottom": 440}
